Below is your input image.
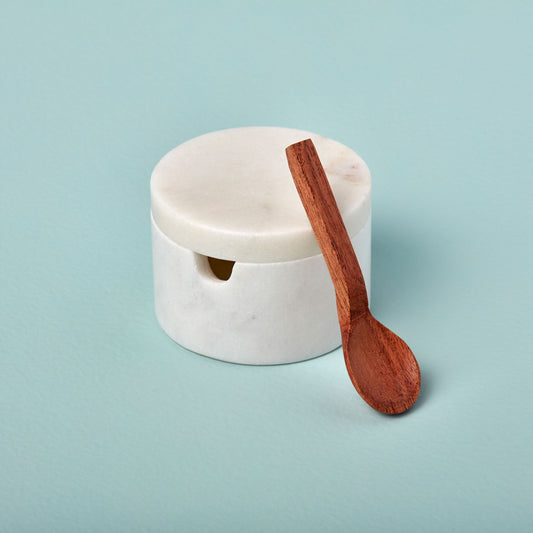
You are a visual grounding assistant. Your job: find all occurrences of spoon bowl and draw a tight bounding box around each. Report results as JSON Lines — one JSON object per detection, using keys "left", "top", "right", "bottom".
{"left": 345, "top": 312, "right": 420, "bottom": 414}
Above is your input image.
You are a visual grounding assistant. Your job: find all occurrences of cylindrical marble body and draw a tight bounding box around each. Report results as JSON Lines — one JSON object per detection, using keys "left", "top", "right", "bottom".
{"left": 150, "top": 127, "right": 371, "bottom": 365}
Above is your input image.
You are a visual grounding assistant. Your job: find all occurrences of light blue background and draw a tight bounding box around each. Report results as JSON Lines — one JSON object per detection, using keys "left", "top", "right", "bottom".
{"left": 1, "top": 1, "right": 532, "bottom": 531}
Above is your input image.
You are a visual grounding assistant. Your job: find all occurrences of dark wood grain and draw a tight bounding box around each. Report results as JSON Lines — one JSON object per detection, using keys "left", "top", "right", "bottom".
{"left": 286, "top": 139, "right": 421, "bottom": 414}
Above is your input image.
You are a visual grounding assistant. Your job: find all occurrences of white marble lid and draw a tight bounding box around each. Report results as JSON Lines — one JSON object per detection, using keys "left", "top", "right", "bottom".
{"left": 150, "top": 127, "right": 371, "bottom": 263}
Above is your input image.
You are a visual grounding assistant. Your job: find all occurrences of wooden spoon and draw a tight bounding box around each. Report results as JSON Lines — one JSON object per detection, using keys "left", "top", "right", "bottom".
{"left": 286, "top": 139, "right": 421, "bottom": 414}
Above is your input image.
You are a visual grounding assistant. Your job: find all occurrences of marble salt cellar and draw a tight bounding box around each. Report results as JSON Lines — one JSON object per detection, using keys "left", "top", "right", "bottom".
{"left": 150, "top": 127, "right": 371, "bottom": 364}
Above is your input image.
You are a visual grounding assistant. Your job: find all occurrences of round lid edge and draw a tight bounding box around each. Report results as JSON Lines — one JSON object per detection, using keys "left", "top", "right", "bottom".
{"left": 150, "top": 127, "right": 371, "bottom": 263}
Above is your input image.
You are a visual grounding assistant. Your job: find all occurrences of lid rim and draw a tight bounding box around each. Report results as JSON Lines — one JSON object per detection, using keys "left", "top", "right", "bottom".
{"left": 150, "top": 127, "right": 372, "bottom": 263}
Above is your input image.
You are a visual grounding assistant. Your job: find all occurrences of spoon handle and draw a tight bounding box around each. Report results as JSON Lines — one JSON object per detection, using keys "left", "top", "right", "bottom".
{"left": 286, "top": 139, "right": 369, "bottom": 325}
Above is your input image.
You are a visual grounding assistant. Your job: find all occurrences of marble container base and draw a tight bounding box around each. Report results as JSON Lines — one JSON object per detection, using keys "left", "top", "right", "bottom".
{"left": 152, "top": 214, "right": 371, "bottom": 365}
